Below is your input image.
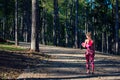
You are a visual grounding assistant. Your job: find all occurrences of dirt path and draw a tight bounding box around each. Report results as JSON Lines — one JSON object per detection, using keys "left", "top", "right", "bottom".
{"left": 17, "top": 45, "right": 120, "bottom": 80}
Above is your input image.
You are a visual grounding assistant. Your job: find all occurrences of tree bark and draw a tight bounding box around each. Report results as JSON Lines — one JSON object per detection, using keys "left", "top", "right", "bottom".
{"left": 31, "top": 0, "right": 39, "bottom": 52}
{"left": 15, "top": 0, "right": 18, "bottom": 46}
{"left": 53, "top": 0, "right": 60, "bottom": 46}
{"left": 42, "top": 8, "right": 45, "bottom": 45}
{"left": 74, "top": 0, "right": 78, "bottom": 48}
{"left": 115, "top": 0, "right": 119, "bottom": 54}
{"left": 65, "top": 0, "right": 68, "bottom": 47}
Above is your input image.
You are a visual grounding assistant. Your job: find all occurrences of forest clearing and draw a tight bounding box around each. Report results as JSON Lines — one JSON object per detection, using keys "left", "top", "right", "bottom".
{"left": 0, "top": 0, "right": 120, "bottom": 79}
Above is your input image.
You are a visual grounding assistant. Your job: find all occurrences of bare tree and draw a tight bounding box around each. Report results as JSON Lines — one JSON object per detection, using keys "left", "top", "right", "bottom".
{"left": 74, "top": 0, "right": 78, "bottom": 48}
{"left": 115, "top": 0, "right": 119, "bottom": 54}
{"left": 15, "top": 0, "right": 18, "bottom": 46}
{"left": 31, "top": 0, "right": 39, "bottom": 52}
{"left": 53, "top": 0, "right": 60, "bottom": 46}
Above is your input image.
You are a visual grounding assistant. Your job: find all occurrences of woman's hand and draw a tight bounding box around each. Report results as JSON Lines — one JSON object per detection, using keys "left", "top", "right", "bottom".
{"left": 81, "top": 42, "right": 86, "bottom": 48}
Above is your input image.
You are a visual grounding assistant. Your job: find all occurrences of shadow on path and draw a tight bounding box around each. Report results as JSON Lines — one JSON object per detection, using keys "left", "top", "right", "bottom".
{"left": 17, "top": 46, "right": 120, "bottom": 80}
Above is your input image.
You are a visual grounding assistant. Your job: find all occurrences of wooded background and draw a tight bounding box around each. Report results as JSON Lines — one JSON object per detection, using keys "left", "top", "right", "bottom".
{"left": 0, "top": 0, "right": 119, "bottom": 54}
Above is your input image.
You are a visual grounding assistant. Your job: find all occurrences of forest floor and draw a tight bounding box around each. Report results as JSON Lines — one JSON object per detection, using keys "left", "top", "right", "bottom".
{"left": 0, "top": 44, "right": 120, "bottom": 80}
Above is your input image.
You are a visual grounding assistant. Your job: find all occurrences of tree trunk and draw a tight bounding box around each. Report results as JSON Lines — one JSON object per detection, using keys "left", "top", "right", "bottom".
{"left": 69, "top": 1, "right": 74, "bottom": 47}
{"left": 65, "top": 0, "right": 68, "bottom": 47}
{"left": 106, "top": 34, "right": 109, "bottom": 54}
{"left": 74, "top": 0, "right": 78, "bottom": 48}
{"left": 31, "top": 0, "right": 39, "bottom": 52}
{"left": 2, "top": 18, "right": 5, "bottom": 39}
{"left": 15, "top": 0, "right": 18, "bottom": 46}
{"left": 85, "top": 7, "right": 88, "bottom": 34}
{"left": 41, "top": 8, "right": 45, "bottom": 45}
{"left": 20, "top": 15, "right": 24, "bottom": 41}
{"left": 53, "top": 0, "right": 60, "bottom": 46}
{"left": 115, "top": 0, "right": 119, "bottom": 54}
{"left": 102, "top": 33, "right": 104, "bottom": 53}
{"left": 2, "top": 0, "right": 8, "bottom": 39}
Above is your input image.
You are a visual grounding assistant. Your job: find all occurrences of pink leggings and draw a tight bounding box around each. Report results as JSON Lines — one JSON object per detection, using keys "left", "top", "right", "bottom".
{"left": 85, "top": 53, "right": 95, "bottom": 71}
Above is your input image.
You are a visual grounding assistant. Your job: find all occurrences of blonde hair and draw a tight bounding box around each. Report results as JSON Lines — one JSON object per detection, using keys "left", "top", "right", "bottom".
{"left": 86, "top": 32, "right": 91, "bottom": 38}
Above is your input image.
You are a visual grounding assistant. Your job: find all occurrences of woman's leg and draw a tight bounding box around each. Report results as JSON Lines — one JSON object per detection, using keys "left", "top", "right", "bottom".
{"left": 85, "top": 54, "right": 90, "bottom": 73}
{"left": 90, "top": 54, "right": 94, "bottom": 73}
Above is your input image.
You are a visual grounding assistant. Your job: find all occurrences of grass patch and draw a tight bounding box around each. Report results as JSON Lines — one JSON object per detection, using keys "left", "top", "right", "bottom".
{"left": 0, "top": 43, "right": 25, "bottom": 51}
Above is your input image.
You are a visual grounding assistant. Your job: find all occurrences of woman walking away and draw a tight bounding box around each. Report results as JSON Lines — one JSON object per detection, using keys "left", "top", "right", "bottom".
{"left": 81, "top": 32, "right": 95, "bottom": 74}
